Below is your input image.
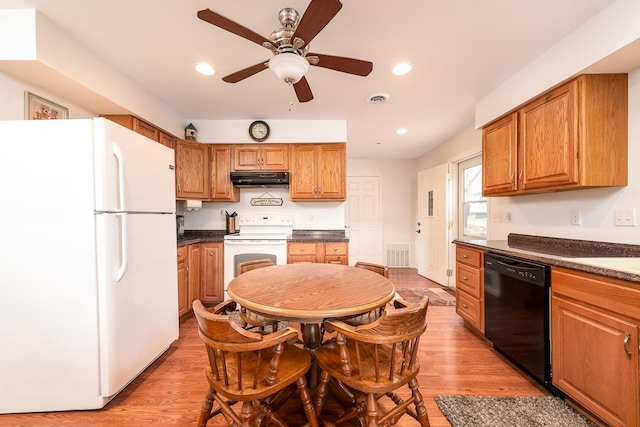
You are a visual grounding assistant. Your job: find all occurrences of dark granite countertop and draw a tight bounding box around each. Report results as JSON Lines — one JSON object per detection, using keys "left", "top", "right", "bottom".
{"left": 454, "top": 233, "right": 640, "bottom": 283}
{"left": 177, "top": 229, "right": 348, "bottom": 247}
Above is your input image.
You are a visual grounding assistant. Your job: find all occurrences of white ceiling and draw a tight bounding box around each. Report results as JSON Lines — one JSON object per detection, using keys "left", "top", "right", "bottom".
{"left": 1, "top": 0, "right": 617, "bottom": 159}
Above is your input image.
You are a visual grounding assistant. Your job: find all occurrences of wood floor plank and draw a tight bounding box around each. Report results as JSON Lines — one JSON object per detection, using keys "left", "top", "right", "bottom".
{"left": 0, "top": 268, "right": 546, "bottom": 426}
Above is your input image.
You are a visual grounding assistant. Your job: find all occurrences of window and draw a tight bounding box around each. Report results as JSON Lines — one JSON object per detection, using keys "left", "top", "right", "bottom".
{"left": 458, "top": 155, "right": 486, "bottom": 238}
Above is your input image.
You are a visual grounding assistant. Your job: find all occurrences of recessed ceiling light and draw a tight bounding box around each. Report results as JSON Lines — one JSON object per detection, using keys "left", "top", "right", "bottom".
{"left": 392, "top": 62, "right": 412, "bottom": 76}
{"left": 396, "top": 128, "right": 408, "bottom": 135}
{"left": 195, "top": 63, "right": 215, "bottom": 76}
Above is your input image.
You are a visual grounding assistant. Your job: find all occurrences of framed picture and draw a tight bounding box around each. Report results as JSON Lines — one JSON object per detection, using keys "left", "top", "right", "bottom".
{"left": 24, "top": 92, "right": 68, "bottom": 120}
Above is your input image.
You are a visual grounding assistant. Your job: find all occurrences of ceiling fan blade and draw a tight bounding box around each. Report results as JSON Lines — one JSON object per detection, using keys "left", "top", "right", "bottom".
{"left": 222, "top": 62, "right": 269, "bottom": 83}
{"left": 291, "top": 0, "right": 342, "bottom": 49}
{"left": 197, "top": 9, "right": 275, "bottom": 49}
{"left": 294, "top": 77, "right": 314, "bottom": 103}
{"left": 307, "top": 53, "right": 373, "bottom": 76}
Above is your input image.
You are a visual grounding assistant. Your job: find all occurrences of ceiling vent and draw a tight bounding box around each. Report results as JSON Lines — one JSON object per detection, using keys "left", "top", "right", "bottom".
{"left": 367, "top": 93, "right": 390, "bottom": 104}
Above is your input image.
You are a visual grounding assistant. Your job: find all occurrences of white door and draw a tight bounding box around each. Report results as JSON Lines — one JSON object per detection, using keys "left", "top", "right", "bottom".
{"left": 345, "top": 176, "right": 381, "bottom": 264}
{"left": 417, "top": 164, "right": 450, "bottom": 286}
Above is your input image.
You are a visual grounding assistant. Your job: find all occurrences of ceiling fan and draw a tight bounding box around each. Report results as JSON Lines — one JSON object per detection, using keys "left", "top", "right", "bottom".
{"left": 197, "top": 0, "right": 373, "bottom": 103}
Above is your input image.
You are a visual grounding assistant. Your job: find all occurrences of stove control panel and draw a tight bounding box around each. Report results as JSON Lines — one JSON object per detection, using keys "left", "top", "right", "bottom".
{"left": 238, "top": 214, "right": 294, "bottom": 227}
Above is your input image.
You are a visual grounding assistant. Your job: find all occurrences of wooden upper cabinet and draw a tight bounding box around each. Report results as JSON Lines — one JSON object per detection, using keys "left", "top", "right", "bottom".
{"left": 175, "top": 139, "right": 209, "bottom": 200}
{"left": 482, "top": 112, "right": 518, "bottom": 195}
{"left": 481, "top": 74, "right": 628, "bottom": 196}
{"left": 210, "top": 144, "right": 239, "bottom": 201}
{"left": 289, "top": 143, "right": 346, "bottom": 201}
{"left": 101, "top": 114, "right": 176, "bottom": 148}
{"left": 233, "top": 144, "right": 288, "bottom": 171}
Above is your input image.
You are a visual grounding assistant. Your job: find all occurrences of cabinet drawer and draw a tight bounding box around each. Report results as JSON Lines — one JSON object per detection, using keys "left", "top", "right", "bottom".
{"left": 552, "top": 267, "right": 640, "bottom": 321}
{"left": 177, "top": 247, "right": 188, "bottom": 263}
{"left": 456, "top": 263, "right": 481, "bottom": 298}
{"left": 288, "top": 243, "right": 317, "bottom": 256}
{"left": 456, "top": 291, "right": 482, "bottom": 330}
{"left": 456, "top": 246, "right": 482, "bottom": 268}
{"left": 325, "top": 242, "right": 347, "bottom": 256}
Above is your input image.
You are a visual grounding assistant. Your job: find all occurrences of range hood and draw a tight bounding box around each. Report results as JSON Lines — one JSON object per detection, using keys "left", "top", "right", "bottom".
{"left": 230, "top": 171, "right": 289, "bottom": 187}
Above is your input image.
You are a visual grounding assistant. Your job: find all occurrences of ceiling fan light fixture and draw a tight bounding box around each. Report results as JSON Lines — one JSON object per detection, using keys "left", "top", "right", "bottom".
{"left": 269, "top": 53, "right": 309, "bottom": 84}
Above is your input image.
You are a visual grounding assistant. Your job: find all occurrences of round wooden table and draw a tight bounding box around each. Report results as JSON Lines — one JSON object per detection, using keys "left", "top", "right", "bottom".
{"left": 228, "top": 263, "right": 395, "bottom": 383}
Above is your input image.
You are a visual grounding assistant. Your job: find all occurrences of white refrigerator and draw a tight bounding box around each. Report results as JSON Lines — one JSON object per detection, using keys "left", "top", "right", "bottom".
{"left": 0, "top": 118, "right": 179, "bottom": 413}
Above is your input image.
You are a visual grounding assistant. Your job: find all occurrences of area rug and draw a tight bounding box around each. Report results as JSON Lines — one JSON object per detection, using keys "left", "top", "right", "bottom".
{"left": 435, "top": 395, "right": 595, "bottom": 427}
{"left": 395, "top": 287, "right": 456, "bottom": 306}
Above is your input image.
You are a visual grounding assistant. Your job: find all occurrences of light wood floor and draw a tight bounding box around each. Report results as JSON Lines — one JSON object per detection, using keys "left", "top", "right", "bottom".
{"left": 0, "top": 269, "right": 547, "bottom": 426}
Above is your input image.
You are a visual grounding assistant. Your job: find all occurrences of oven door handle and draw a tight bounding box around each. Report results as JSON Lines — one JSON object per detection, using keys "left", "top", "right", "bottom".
{"left": 224, "top": 240, "right": 287, "bottom": 246}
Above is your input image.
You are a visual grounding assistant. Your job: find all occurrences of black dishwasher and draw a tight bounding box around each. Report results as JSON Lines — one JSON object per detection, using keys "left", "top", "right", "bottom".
{"left": 484, "top": 252, "right": 556, "bottom": 393}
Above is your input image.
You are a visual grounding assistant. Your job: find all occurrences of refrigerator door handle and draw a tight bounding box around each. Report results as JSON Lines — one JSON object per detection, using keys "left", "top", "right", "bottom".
{"left": 115, "top": 212, "right": 128, "bottom": 282}
{"left": 112, "top": 143, "right": 126, "bottom": 211}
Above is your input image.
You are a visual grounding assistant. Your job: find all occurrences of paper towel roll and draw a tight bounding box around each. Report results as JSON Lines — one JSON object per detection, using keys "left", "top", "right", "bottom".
{"left": 185, "top": 200, "right": 202, "bottom": 211}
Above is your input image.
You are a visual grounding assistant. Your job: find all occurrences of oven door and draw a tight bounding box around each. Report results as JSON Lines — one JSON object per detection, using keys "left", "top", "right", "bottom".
{"left": 223, "top": 239, "right": 288, "bottom": 296}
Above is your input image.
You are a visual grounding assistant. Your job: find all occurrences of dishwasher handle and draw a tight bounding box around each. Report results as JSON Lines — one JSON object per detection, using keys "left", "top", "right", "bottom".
{"left": 485, "top": 253, "right": 548, "bottom": 286}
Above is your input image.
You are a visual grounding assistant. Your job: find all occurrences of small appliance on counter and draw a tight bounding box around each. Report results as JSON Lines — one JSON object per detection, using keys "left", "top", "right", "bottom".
{"left": 176, "top": 215, "right": 185, "bottom": 238}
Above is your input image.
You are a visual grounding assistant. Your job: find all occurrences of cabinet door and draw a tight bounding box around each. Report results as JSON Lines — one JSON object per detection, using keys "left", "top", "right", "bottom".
{"left": 158, "top": 131, "right": 175, "bottom": 149}
{"left": 316, "top": 144, "right": 346, "bottom": 200}
{"left": 175, "top": 139, "right": 209, "bottom": 200}
{"left": 233, "top": 145, "right": 261, "bottom": 170}
{"left": 289, "top": 144, "right": 318, "bottom": 199}
{"left": 260, "top": 145, "right": 288, "bottom": 170}
{"left": 211, "top": 145, "right": 239, "bottom": 201}
{"left": 177, "top": 248, "right": 189, "bottom": 317}
{"left": 200, "top": 243, "right": 223, "bottom": 303}
{"left": 519, "top": 81, "right": 578, "bottom": 190}
{"left": 482, "top": 112, "right": 518, "bottom": 195}
{"left": 187, "top": 244, "right": 201, "bottom": 309}
{"left": 552, "top": 297, "right": 638, "bottom": 427}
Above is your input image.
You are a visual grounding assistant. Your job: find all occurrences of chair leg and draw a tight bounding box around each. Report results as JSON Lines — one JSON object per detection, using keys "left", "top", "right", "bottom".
{"left": 408, "top": 379, "right": 430, "bottom": 427}
{"left": 365, "top": 393, "right": 379, "bottom": 427}
{"left": 314, "top": 370, "right": 331, "bottom": 416}
{"left": 296, "top": 375, "right": 319, "bottom": 427}
{"left": 198, "top": 388, "right": 215, "bottom": 427}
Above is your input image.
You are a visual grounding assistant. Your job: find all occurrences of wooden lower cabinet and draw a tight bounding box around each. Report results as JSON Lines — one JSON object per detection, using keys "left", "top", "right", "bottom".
{"left": 454, "top": 245, "right": 484, "bottom": 333}
{"left": 176, "top": 247, "right": 189, "bottom": 317}
{"left": 200, "top": 242, "right": 223, "bottom": 303}
{"left": 323, "top": 242, "right": 348, "bottom": 265}
{"left": 287, "top": 242, "right": 348, "bottom": 265}
{"left": 552, "top": 267, "right": 640, "bottom": 427}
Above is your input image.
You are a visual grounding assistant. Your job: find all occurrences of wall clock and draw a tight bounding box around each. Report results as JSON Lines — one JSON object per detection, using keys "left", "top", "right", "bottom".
{"left": 249, "top": 120, "right": 270, "bottom": 142}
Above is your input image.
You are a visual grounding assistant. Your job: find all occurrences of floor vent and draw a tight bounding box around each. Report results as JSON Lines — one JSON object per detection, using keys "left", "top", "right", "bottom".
{"left": 386, "top": 243, "right": 410, "bottom": 267}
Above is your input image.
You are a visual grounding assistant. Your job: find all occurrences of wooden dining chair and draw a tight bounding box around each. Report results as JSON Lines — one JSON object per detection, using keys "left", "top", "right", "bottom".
{"left": 192, "top": 299, "right": 318, "bottom": 427}
{"left": 314, "top": 296, "right": 431, "bottom": 427}
{"left": 341, "top": 261, "right": 391, "bottom": 326}
{"left": 354, "top": 261, "right": 389, "bottom": 278}
{"left": 236, "top": 259, "right": 280, "bottom": 332}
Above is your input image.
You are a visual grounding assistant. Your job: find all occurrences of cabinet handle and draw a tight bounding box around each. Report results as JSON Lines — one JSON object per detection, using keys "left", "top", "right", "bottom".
{"left": 624, "top": 332, "right": 632, "bottom": 359}
{"left": 462, "top": 254, "right": 468, "bottom": 258}
{"left": 462, "top": 276, "right": 468, "bottom": 281}
{"left": 462, "top": 303, "right": 468, "bottom": 309}
{"left": 209, "top": 252, "right": 214, "bottom": 256}
{"left": 518, "top": 170, "right": 524, "bottom": 185}
{"left": 333, "top": 247, "right": 338, "bottom": 252}
{"left": 299, "top": 247, "right": 305, "bottom": 252}
{"left": 510, "top": 173, "right": 515, "bottom": 185}
{"left": 178, "top": 252, "right": 182, "bottom": 257}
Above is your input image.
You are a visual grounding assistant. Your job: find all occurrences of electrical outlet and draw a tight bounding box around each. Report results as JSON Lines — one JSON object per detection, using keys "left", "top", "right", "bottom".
{"left": 614, "top": 209, "right": 636, "bottom": 226}
{"left": 570, "top": 210, "right": 582, "bottom": 226}
{"left": 491, "top": 212, "right": 503, "bottom": 223}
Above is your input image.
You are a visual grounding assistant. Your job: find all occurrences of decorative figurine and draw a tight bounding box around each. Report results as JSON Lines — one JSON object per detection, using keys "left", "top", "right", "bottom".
{"left": 185, "top": 123, "right": 197, "bottom": 141}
